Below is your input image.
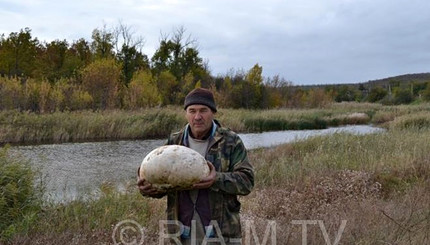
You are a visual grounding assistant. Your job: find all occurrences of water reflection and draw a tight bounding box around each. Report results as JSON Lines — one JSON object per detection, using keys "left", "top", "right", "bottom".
{"left": 10, "top": 125, "right": 385, "bottom": 202}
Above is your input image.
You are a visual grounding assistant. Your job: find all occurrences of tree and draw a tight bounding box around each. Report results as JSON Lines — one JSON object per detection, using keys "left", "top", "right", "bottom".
{"left": 264, "top": 75, "right": 293, "bottom": 108}
{"left": 334, "top": 85, "right": 358, "bottom": 102}
{"left": 0, "top": 28, "right": 39, "bottom": 77}
{"left": 213, "top": 75, "right": 234, "bottom": 108}
{"left": 305, "top": 88, "right": 333, "bottom": 108}
{"left": 91, "top": 25, "right": 115, "bottom": 60}
{"left": 243, "top": 64, "right": 264, "bottom": 108}
{"left": 156, "top": 70, "right": 179, "bottom": 105}
{"left": 367, "top": 86, "right": 387, "bottom": 102}
{"left": 393, "top": 87, "right": 413, "bottom": 104}
{"left": 117, "top": 45, "right": 149, "bottom": 85}
{"left": 33, "top": 40, "right": 69, "bottom": 82}
{"left": 81, "top": 58, "right": 121, "bottom": 109}
{"left": 113, "top": 22, "right": 149, "bottom": 85}
{"left": 151, "top": 27, "right": 205, "bottom": 82}
{"left": 70, "top": 38, "right": 92, "bottom": 65}
{"left": 124, "top": 69, "right": 161, "bottom": 109}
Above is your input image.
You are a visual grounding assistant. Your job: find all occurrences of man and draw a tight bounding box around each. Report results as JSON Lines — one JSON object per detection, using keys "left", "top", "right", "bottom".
{"left": 138, "top": 88, "right": 254, "bottom": 244}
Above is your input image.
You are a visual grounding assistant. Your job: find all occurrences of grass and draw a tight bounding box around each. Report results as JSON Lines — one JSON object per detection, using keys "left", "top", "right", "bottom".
{"left": 0, "top": 107, "right": 185, "bottom": 145}
{"left": 243, "top": 119, "right": 430, "bottom": 244}
{"left": 3, "top": 101, "right": 430, "bottom": 145}
{"left": 2, "top": 103, "right": 430, "bottom": 244}
{"left": 0, "top": 146, "right": 43, "bottom": 242}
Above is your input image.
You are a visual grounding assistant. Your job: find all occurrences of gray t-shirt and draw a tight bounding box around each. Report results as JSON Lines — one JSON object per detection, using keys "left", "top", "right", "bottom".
{"left": 183, "top": 136, "right": 210, "bottom": 244}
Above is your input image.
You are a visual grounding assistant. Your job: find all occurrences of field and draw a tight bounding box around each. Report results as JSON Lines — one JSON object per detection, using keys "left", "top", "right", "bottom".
{"left": 1, "top": 102, "right": 430, "bottom": 244}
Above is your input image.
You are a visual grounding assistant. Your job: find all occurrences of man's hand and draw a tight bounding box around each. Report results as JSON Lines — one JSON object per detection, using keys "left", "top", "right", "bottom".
{"left": 137, "top": 167, "right": 165, "bottom": 196}
{"left": 193, "top": 161, "right": 216, "bottom": 189}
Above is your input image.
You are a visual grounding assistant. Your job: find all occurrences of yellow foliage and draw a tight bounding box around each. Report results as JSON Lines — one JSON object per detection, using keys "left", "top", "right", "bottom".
{"left": 81, "top": 58, "right": 121, "bottom": 109}
{"left": 125, "top": 69, "right": 161, "bottom": 109}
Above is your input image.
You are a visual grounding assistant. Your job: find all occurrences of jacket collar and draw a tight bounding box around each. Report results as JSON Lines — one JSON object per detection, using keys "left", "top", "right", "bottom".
{"left": 183, "top": 120, "right": 217, "bottom": 147}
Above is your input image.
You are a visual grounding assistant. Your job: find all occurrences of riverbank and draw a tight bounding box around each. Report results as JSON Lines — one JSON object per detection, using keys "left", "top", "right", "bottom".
{"left": 3, "top": 102, "right": 429, "bottom": 146}
{"left": 2, "top": 111, "right": 430, "bottom": 244}
{"left": 9, "top": 125, "right": 382, "bottom": 204}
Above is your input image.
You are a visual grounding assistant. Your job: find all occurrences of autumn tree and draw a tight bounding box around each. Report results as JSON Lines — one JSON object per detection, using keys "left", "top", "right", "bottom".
{"left": 305, "top": 88, "right": 333, "bottom": 108}
{"left": 81, "top": 58, "right": 121, "bottom": 109}
{"left": 264, "top": 75, "right": 293, "bottom": 108}
{"left": 124, "top": 69, "right": 161, "bottom": 109}
{"left": 156, "top": 70, "right": 179, "bottom": 105}
{"left": 244, "top": 64, "right": 264, "bottom": 108}
{"left": 212, "top": 75, "right": 234, "bottom": 108}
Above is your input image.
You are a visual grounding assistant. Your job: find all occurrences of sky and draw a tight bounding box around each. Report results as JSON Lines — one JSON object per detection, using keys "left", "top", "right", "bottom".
{"left": 1, "top": 0, "right": 430, "bottom": 85}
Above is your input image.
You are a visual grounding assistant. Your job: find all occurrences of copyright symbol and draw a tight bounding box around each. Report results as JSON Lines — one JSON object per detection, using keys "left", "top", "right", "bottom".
{"left": 112, "top": 219, "right": 145, "bottom": 245}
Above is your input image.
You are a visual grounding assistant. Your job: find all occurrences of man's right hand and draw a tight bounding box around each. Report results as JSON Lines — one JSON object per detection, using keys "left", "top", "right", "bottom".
{"left": 137, "top": 167, "right": 166, "bottom": 197}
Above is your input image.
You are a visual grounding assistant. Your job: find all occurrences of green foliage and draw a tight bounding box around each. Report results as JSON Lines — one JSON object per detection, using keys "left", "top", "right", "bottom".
{"left": 368, "top": 86, "right": 388, "bottom": 102}
{"left": 0, "top": 28, "right": 39, "bottom": 77}
{"left": 334, "top": 85, "right": 359, "bottom": 102}
{"left": 393, "top": 87, "right": 413, "bottom": 104}
{"left": 421, "top": 82, "right": 430, "bottom": 101}
{"left": 151, "top": 27, "right": 205, "bottom": 83}
{"left": 0, "top": 147, "right": 42, "bottom": 242}
{"left": 117, "top": 45, "right": 149, "bottom": 85}
{"left": 91, "top": 26, "right": 114, "bottom": 59}
{"left": 33, "top": 40, "right": 69, "bottom": 82}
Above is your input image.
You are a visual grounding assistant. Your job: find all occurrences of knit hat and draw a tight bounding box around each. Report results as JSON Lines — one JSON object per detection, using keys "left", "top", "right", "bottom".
{"left": 184, "top": 88, "right": 217, "bottom": 112}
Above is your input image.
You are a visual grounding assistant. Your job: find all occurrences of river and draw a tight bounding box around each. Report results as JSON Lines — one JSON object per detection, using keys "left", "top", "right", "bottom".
{"left": 9, "top": 125, "right": 385, "bottom": 203}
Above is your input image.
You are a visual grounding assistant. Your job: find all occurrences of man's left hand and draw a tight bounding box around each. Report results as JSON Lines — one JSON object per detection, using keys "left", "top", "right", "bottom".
{"left": 193, "top": 161, "right": 216, "bottom": 189}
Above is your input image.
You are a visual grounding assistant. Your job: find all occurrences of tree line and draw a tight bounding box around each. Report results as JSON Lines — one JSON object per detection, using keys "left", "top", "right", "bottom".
{"left": 1, "top": 24, "right": 430, "bottom": 113}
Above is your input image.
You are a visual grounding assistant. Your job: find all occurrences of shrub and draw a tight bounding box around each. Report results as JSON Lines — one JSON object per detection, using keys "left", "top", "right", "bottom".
{"left": 0, "top": 146, "right": 43, "bottom": 242}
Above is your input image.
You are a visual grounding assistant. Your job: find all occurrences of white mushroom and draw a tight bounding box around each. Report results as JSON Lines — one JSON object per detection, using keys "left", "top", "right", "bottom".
{"left": 139, "top": 145, "right": 210, "bottom": 191}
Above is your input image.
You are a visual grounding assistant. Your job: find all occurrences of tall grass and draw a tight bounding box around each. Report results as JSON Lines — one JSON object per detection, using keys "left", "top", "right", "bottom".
{"left": 0, "top": 108, "right": 185, "bottom": 145}
{"left": 7, "top": 102, "right": 430, "bottom": 145}
{"left": 216, "top": 107, "right": 372, "bottom": 132}
{"left": 0, "top": 147, "right": 43, "bottom": 242}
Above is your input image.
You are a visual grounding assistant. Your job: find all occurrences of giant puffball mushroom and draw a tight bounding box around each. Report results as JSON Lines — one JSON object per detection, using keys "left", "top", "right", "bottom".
{"left": 139, "top": 145, "right": 210, "bottom": 191}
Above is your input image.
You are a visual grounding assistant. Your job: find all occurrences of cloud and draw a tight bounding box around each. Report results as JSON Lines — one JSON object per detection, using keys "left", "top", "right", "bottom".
{"left": 1, "top": 0, "right": 430, "bottom": 84}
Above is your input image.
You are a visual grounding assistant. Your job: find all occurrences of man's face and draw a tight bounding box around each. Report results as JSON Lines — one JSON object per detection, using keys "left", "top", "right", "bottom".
{"left": 185, "top": 104, "right": 214, "bottom": 139}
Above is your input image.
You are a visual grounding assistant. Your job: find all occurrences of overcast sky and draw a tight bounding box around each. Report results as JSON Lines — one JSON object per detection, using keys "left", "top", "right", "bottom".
{"left": 1, "top": 0, "right": 430, "bottom": 85}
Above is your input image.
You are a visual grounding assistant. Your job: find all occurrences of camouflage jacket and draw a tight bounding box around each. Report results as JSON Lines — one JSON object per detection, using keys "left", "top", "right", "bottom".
{"left": 163, "top": 120, "right": 254, "bottom": 240}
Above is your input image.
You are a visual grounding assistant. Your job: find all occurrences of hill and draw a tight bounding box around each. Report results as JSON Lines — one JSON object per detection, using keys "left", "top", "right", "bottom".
{"left": 366, "top": 72, "right": 430, "bottom": 87}
{"left": 297, "top": 72, "right": 430, "bottom": 89}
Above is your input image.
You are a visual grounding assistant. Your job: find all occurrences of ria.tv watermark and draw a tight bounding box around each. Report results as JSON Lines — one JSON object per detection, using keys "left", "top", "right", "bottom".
{"left": 112, "top": 219, "right": 347, "bottom": 245}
